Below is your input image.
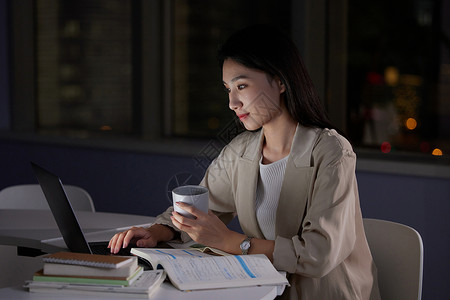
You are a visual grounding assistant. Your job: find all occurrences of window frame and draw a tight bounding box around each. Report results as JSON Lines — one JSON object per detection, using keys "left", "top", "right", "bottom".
{"left": 10, "top": 0, "right": 35, "bottom": 132}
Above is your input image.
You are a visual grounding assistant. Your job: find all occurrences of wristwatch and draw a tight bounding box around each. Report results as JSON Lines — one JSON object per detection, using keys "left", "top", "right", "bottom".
{"left": 240, "top": 236, "right": 252, "bottom": 255}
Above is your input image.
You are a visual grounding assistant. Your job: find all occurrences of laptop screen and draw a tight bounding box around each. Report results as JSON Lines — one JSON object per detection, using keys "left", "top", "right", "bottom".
{"left": 31, "top": 162, "right": 92, "bottom": 254}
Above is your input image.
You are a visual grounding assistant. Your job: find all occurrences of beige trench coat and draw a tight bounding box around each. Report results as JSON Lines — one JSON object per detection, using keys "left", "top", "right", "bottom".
{"left": 156, "top": 124, "right": 380, "bottom": 299}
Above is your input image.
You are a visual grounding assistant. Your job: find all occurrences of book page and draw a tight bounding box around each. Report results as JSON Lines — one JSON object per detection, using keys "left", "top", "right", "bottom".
{"left": 189, "top": 244, "right": 231, "bottom": 256}
{"left": 161, "top": 254, "right": 288, "bottom": 290}
{"left": 165, "top": 240, "right": 231, "bottom": 256}
{"left": 140, "top": 248, "right": 213, "bottom": 261}
{"left": 130, "top": 248, "right": 288, "bottom": 290}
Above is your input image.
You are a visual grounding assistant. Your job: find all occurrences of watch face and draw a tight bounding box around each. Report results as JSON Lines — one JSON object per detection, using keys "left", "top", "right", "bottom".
{"left": 241, "top": 240, "right": 250, "bottom": 250}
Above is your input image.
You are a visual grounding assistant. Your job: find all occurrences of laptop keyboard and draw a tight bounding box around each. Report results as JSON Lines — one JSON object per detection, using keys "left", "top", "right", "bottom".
{"left": 88, "top": 241, "right": 133, "bottom": 256}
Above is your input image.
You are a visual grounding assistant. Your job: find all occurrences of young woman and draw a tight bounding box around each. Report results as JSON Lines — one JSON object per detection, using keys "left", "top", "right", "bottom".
{"left": 109, "top": 25, "right": 380, "bottom": 299}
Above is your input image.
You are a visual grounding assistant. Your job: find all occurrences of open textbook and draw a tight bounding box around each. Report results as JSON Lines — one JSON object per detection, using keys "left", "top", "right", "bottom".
{"left": 131, "top": 248, "right": 289, "bottom": 291}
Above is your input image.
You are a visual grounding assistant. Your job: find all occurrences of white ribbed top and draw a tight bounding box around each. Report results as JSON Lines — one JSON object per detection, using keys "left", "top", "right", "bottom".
{"left": 255, "top": 155, "right": 289, "bottom": 240}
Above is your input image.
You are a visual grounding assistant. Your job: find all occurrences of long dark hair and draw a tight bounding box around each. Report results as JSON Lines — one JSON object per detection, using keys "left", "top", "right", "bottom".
{"left": 218, "top": 24, "right": 336, "bottom": 130}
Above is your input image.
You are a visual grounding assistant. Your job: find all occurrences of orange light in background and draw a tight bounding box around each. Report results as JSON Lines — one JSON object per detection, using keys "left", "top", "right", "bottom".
{"left": 432, "top": 148, "right": 443, "bottom": 156}
{"left": 385, "top": 66, "right": 399, "bottom": 86}
{"left": 405, "top": 118, "right": 417, "bottom": 130}
{"left": 381, "top": 141, "right": 391, "bottom": 153}
{"left": 100, "top": 125, "right": 112, "bottom": 131}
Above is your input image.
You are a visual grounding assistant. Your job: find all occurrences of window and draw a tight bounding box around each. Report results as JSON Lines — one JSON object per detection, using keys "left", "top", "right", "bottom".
{"left": 170, "top": 0, "right": 291, "bottom": 138}
{"left": 29, "top": 0, "right": 291, "bottom": 140}
{"left": 346, "top": 0, "right": 450, "bottom": 158}
{"left": 35, "top": 0, "right": 136, "bottom": 136}
{"left": 10, "top": 0, "right": 449, "bottom": 163}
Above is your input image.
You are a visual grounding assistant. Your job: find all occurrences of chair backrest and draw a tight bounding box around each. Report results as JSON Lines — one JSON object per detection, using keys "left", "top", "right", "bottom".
{"left": 363, "top": 218, "right": 423, "bottom": 300}
{"left": 0, "top": 184, "right": 95, "bottom": 212}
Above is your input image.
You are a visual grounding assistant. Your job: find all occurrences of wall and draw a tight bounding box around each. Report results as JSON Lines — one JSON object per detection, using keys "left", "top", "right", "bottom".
{"left": 357, "top": 170, "right": 450, "bottom": 300}
{"left": 0, "top": 138, "right": 449, "bottom": 298}
{"left": 0, "top": 138, "right": 206, "bottom": 216}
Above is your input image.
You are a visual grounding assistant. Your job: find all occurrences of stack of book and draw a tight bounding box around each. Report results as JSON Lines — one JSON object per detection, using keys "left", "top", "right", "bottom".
{"left": 25, "top": 252, "right": 166, "bottom": 298}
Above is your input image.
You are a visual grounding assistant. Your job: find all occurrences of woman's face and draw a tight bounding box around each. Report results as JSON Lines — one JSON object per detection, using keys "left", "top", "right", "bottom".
{"left": 222, "top": 59, "right": 285, "bottom": 131}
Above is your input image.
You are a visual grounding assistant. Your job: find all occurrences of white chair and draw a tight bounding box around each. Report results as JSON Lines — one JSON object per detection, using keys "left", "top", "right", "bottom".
{"left": 0, "top": 184, "right": 95, "bottom": 288}
{"left": 0, "top": 184, "right": 95, "bottom": 212}
{"left": 363, "top": 218, "right": 423, "bottom": 300}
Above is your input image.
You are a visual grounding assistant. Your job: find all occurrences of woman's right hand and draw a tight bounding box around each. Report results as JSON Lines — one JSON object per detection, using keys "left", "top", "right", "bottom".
{"left": 108, "top": 224, "right": 175, "bottom": 254}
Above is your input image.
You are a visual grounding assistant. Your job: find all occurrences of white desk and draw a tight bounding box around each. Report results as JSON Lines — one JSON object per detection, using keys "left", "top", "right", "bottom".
{"left": 0, "top": 210, "right": 281, "bottom": 299}
{"left": 0, "top": 209, "right": 155, "bottom": 253}
{"left": 0, "top": 284, "right": 278, "bottom": 300}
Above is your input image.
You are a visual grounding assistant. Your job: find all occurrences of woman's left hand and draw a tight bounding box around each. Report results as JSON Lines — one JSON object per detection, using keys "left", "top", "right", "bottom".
{"left": 170, "top": 202, "right": 236, "bottom": 250}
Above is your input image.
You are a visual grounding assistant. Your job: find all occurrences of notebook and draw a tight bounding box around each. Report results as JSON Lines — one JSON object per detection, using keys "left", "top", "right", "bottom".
{"left": 30, "top": 162, "right": 132, "bottom": 256}
{"left": 42, "top": 251, "right": 135, "bottom": 268}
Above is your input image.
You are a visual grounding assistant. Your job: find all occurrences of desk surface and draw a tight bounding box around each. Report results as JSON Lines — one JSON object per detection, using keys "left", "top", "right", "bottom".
{"left": 0, "top": 209, "right": 155, "bottom": 253}
{"left": 0, "top": 209, "right": 279, "bottom": 300}
{"left": 0, "top": 284, "right": 278, "bottom": 300}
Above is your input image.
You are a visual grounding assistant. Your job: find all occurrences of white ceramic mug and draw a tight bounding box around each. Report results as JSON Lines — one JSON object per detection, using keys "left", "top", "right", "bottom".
{"left": 172, "top": 185, "right": 209, "bottom": 219}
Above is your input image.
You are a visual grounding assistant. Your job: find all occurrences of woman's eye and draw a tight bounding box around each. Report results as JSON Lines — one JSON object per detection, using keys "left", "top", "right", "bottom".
{"left": 223, "top": 87, "right": 231, "bottom": 93}
{"left": 237, "top": 84, "right": 246, "bottom": 90}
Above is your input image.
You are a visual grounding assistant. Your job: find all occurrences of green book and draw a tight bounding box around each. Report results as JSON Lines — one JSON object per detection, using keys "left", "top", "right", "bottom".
{"left": 33, "top": 266, "right": 143, "bottom": 286}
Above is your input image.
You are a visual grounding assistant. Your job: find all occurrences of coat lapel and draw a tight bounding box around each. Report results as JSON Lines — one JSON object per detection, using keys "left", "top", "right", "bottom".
{"left": 275, "top": 164, "right": 313, "bottom": 238}
{"left": 235, "top": 130, "right": 265, "bottom": 239}
{"left": 234, "top": 125, "right": 320, "bottom": 239}
{"left": 275, "top": 125, "right": 319, "bottom": 238}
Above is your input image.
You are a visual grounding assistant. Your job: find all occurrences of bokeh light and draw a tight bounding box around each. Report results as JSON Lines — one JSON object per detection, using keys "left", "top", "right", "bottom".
{"left": 432, "top": 148, "right": 443, "bottom": 156}
{"left": 381, "top": 141, "right": 391, "bottom": 153}
{"left": 405, "top": 118, "right": 417, "bottom": 130}
{"left": 385, "top": 66, "right": 399, "bottom": 86}
{"left": 100, "top": 125, "right": 112, "bottom": 131}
